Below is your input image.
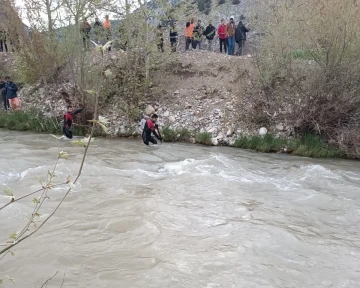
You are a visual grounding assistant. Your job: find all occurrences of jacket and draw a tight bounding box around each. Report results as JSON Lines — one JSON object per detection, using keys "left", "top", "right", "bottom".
{"left": 103, "top": 20, "right": 111, "bottom": 30}
{"left": 63, "top": 107, "right": 84, "bottom": 129}
{"left": 185, "top": 23, "right": 194, "bottom": 38}
{"left": 226, "top": 22, "right": 236, "bottom": 37}
{"left": 235, "top": 22, "right": 249, "bottom": 42}
{"left": 156, "top": 28, "right": 164, "bottom": 44}
{"left": 204, "top": 24, "right": 216, "bottom": 40}
{"left": 217, "top": 24, "right": 227, "bottom": 39}
{"left": 193, "top": 24, "right": 204, "bottom": 41}
{"left": 93, "top": 21, "right": 103, "bottom": 34}
{"left": 80, "top": 21, "right": 91, "bottom": 34}
{"left": 169, "top": 27, "right": 178, "bottom": 43}
{"left": 0, "top": 82, "right": 5, "bottom": 98}
{"left": 5, "top": 82, "right": 18, "bottom": 99}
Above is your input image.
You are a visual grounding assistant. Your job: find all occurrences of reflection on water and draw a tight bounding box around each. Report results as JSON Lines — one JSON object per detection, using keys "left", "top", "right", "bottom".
{"left": 0, "top": 130, "right": 360, "bottom": 288}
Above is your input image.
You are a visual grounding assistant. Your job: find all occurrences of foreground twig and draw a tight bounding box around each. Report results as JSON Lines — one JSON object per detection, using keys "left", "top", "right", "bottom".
{"left": 40, "top": 271, "right": 58, "bottom": 288}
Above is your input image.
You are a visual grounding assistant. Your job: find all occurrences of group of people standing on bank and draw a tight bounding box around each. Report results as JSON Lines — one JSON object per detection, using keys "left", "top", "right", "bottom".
{"left": 185, "top": 16, "right": 249, "bottom": 55}
{"left": 80, "top": 15, "right": 112, "bottom": 50}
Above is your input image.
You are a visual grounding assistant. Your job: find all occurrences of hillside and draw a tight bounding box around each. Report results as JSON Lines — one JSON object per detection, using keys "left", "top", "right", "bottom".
{"left": 2, "top": 50, "right": 262, "bottom": 145}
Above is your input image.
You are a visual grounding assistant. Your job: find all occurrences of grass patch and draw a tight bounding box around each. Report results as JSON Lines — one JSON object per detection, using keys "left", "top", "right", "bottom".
{"left": 162, "top": 126, "right": 178, "bottom": 142}
{"left": 289, "top": 49, "right": 315, "bottom": 60}
{"left": 177, "top": 128, "right": 191, "bottom": 142}
{"left": 0, "top": 110, "right": 87, "bottom": 136}
{"left": 233, "top": 133, "right": 343, "bottom": 158}
{"left": 195, "top": 132, "right": 212, "bottom": 146}
{"left": 162, "top": 126, "right": 192, "bottom": 143}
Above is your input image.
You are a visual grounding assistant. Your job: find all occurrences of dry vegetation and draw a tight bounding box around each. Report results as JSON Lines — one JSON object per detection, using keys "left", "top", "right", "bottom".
{"left": 243, "top": 0, "right": 360, "bottom": 158}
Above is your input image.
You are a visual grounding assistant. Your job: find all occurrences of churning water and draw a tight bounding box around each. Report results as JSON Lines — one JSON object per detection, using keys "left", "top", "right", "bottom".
{"left": 0, "top": 130, "right": 359, "bottom": 288}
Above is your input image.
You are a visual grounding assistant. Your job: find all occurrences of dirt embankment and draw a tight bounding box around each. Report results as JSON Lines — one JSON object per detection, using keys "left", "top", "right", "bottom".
{"left": 1, "top": 50, "right": 275, "bottom": 144}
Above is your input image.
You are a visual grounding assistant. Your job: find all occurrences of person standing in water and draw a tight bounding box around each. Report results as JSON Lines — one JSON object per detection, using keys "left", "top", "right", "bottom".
{"left": 63, "top": 105, "right": 85, "bottom": 139}
{"left": 142, "top": 114, "right": 162, "bottom": 145}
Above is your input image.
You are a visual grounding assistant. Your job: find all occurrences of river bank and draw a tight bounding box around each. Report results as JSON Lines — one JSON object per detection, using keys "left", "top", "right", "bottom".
{"left": 0, "top": 110, "right": 345, "bottom": 159}
{"left": 1, "top": 51, "right": 357, "bottom": 159}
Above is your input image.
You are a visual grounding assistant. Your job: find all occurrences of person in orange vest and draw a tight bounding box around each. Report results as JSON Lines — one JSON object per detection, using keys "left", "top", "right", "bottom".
{"left": 103, "top": 15, "right": 112, "bottom": 51}
{"left": 184, "top": 21, "right": 194, "bottom": 50}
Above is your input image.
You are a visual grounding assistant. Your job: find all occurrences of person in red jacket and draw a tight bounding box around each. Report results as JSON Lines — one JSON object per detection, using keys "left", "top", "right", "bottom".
{"left": 142, "top": 114, "right": 162, "bottom": 145}
{"left": 63, "top": 105, "right": 85, "bottom": 139}
{"left": 217, "top": 19, "right": 227, "bottom": 53}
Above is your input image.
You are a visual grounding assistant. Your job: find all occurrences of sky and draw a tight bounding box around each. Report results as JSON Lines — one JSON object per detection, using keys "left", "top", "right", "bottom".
{"left": 14, "top": 0, "right": 119, "bottom": 27}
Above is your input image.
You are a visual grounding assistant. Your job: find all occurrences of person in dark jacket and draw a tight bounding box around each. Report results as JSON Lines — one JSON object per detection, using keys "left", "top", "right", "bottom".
{"left": 235, "top": 21, "right": 249, "bottom": 56}
{"left": 0, "top": 30, "right": 8, "bottom": 53}
{"left": 0, "top": 77, "right": 9, "bottom": 111}
{"left": 204, "top": 21, "right": 216, "bottom": 51}
{"left": 5, "top": 76, "right": 20, "bottom": 111}
{"left": 169, "top": 23, "right": 178, "bottom": 52}
{"left": 80, "top": 18, "right": 91, "bottom": 50}
{"left": 142, "top": 114, "right": 162, "bottom": 145}
{"left": 193, "top": 20, "right": 204, "bottom": 49}
{"left": 156, "top": 24, "right": 164, "bottom": 52}
{"left": 93, "top": 17, "right": 103, "bottom": 45}
{"left": 63, "top": 105, "right": 85, "bottom": 139}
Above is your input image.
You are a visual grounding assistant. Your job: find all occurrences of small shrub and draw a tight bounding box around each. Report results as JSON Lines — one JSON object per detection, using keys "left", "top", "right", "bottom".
{"left": 178, "top": 128, "right": 191, "bottom": 142}
{"left": 162, "top": 126, "right": 178, "bottom": 142}
{"left": 232, "top": 0, "right": 240, "bottom": 4}
{"left": 218, "top": 0, "right": 225, "bottom": 4}
{"left": 195, "top": 132, "right": 212, "bottom": 146}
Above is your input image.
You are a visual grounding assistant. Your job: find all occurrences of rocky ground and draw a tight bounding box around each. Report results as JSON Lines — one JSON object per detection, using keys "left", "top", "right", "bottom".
{"left": 1, "top": 49, "right": 278, "bottom": 145}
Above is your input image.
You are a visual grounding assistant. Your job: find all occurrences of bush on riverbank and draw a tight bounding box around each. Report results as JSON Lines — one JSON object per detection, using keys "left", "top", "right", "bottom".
{"left": 234, "top": 133, "right": 343, "bottom": 158}
{"left": 162, "top": 126, "right": 191, "bottom": 142}
{"left": 0, "top": 110, "right": 86, "bottom": 136}
{"left": 247, "top": 0, "right": 360, "bottom": 158}
{"left": 195, "top": 132, "right": 212, "bottom": 146}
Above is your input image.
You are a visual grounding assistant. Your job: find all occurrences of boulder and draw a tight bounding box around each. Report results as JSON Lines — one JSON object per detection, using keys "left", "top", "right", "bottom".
{"left": 185, "top": 102, "right": 192, "bottom": 109}
{"left": 212, "top": 138, "right": 218, "bottom": 146}
{"left": 169, "top": 116, "right": 176, "bottom": 122}
{"left": 163, "top": 111, "right": 170, "bottom": 117}
{"left": 174, "top": 90, "right": 180, "bottom": 94}
{"left": 276, "top": 123, "right": 284, "bottom": 131}
{"left": 207, "top": 126, "right": 216, "bottom": 133}
{"left": 38, "top": 87, "right": 45, "bottom": 96}
{"left": 145, "top": 105, "right": 155, "bottom": 115}
{"left": 259, "top": 127, "right": 268, "bottom": 136}
{"left": 226, "top": 127, "right": 234, "bottom": 136}
{"left": 216, "top": 132, "right": 224, "bottom": 140}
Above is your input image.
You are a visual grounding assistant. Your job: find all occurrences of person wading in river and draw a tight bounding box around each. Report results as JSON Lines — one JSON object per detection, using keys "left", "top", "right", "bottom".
{"left": 142, "top": 114, "right": 162, "bottom": 145}
{"left": 63, "top": 105, "right": 85, "bottom": 139}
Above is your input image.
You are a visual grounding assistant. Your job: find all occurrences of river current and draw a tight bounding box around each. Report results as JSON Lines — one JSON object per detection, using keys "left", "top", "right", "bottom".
{"left": 0, "top": 130, "right": 359, "bottom": 288}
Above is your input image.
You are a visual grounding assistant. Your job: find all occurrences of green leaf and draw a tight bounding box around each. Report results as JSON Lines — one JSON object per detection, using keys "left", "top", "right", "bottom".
{"left": 35, "top": 212, "right": 41, "bottom": 217}
{"left": 71, "top": 139, "right": 87, "bottom": 147}
{"left": 35, "top": 176, "right": 43, "bottom": 185}
{"left": 58, "top": 151, "right": 69, "bottom": 160}
{"left": 98, "top": 123, "right": 109, "bottom": 133}
{"left": 9, "top": 233, "right": 17, "bottom": 240}
{"left": 48, "top": 170, "right": 55, "bottom": 178}
{"left": 84, "top": 89, "right": 96, "bottom": 95}
{"left": 4, "top": 187, "right": 14, "bottom": 197}
{"left": 0, "top": 279, "right": 3, "bottom": 284}
{"left": 32, "top": 198, "right": 39, "bottom": 204}
{"left": 10, "top": 251, "right": 15, "bottom": 256}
